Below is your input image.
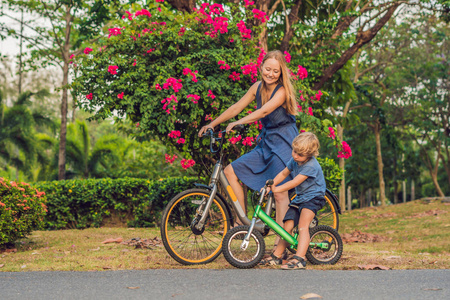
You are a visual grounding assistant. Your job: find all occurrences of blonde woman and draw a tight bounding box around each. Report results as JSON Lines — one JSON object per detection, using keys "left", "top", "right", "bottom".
{"left": 198, "top": 50, "right": 298, "bottom": 239}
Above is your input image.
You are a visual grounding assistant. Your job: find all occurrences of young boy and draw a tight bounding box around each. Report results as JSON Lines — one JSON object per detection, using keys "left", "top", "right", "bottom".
{"left": 260, "top": 132, "right": 326, "bottom": 270}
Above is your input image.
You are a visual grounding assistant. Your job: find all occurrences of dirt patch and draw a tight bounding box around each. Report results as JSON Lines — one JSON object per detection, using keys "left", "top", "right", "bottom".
{"left": 405, "top": 209, "right": 448, "bottom": 219}
{"left": 342, "top": 230, "right": 392, "bottom": 243}
{"left": 121, "top": 237, "right": 162, "bottom": 249}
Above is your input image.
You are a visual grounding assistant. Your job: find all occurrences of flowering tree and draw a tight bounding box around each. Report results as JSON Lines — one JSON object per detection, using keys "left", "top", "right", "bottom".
{"left": 73, "top": 2, "right": 348, "bottom": 175}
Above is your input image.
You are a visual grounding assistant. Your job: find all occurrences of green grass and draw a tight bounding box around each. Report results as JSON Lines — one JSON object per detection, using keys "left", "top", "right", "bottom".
{"left": 0, "top": 198, "right": 448, "bottom": 271}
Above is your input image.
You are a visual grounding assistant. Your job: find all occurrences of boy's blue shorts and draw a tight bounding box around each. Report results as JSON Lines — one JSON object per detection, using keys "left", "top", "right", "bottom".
{"left": 283, "top": 196, "right": 326, "bottom": 228}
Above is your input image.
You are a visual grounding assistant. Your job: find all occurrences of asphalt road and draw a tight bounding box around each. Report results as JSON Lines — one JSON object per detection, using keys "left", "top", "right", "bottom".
{"left": 0, "top": 269, "right": 448, "bottom": 300}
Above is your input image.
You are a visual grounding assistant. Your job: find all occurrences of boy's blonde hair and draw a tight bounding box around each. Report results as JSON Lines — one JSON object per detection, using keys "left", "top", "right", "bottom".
{"left": 292, "top": 132, "right": 320, "bottom": 157}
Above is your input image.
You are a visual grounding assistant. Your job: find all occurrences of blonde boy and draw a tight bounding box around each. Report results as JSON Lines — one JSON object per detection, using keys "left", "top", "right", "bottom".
{"left": 260, "top": 132, "right": 326, "bottom": 270}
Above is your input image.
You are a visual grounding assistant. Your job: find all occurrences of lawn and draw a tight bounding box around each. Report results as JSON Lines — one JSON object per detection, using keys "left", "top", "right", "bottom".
{"left": 1, "top": 198, "right": 448, "bottom": 271}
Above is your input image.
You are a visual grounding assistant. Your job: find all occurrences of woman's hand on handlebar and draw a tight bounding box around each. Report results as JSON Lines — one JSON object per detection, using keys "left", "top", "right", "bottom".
{"left": 226, "top": 122, "right": 240, "bottom": 134}
{"left": 198, "top": 124, "right": 214, "bottom": 137}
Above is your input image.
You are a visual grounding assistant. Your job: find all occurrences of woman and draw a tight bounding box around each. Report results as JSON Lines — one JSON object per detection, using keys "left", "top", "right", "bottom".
{"left": 198, "top": 50, "right": 299, "bottom": 236}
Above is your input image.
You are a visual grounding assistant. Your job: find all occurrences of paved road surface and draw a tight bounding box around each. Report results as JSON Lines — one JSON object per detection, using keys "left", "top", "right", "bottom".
{"left": 1, "top": 269, "right": 448, "bottom": 299}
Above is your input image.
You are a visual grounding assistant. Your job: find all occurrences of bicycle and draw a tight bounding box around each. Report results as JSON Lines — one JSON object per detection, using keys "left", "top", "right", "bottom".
{"left": 160, "top": 127, "right": 341, "bottom": 265}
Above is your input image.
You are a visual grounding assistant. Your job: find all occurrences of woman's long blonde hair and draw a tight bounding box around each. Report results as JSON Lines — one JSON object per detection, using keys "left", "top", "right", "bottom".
{"left": 260, "top": 50, "right": 298, "bottom": 115}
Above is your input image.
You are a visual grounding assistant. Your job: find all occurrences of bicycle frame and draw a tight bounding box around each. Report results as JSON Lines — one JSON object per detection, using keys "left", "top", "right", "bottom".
{"left": 241, "top": 186, "right": 330, "bottom": 251}
{"left": 195, "top": 128, "right": 273, "bottom": 233}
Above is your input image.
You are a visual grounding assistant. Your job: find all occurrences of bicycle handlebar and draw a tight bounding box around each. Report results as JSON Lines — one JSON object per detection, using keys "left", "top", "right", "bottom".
{"left": 202, "top": 125, "right": 245, "bottom": 154}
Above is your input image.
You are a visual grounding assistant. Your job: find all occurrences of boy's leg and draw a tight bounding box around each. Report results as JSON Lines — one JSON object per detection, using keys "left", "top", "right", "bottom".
{"left": 272, "top": 191, "right": 289, "bottom": 249}
{"left": 273, "top": 219, "right": 294, "bottom": 258}
{"left": 280, "top": 208, "right": 315, "bottom": 270}
{"left": 295, "top": 208, "right": 315, "bottom": 259}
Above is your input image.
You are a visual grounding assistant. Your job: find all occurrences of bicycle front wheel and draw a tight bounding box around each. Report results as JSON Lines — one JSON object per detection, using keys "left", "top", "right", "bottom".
{"left": 160, "top": 188, "right": 230, "bottom": 265}
{"left": 222, "top": 225, "right": 266, "bottom": 269}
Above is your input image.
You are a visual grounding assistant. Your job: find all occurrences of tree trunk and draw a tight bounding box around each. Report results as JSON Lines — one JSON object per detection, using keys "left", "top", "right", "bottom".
{"left": 337, "top": 124, "right": 346, "bottom": 211}
{"left": 402, "top": 180, "right": 406, "bottom": 203}
{"left": 18, "top": 10, "right": 24, "bottom": 95}
{"left": 411, "top": 179, "right": 415, "bottom": 201}
{"left": 313, "top": 3, "right": 401, "bottom": 90}
{"left": 373, "top": 121, "right": 386, "bottom": 206}
{"left": 58, "top": 5, "right": 72, "bottom": 180}
{"left": 347, "top": 185, "right": 352, "bottom": 211}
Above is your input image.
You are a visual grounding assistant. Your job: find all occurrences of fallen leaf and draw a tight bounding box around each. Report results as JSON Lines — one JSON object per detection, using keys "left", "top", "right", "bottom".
{"left": 300, "top": 293, "right": 322, "bottom": 299}
{"left": 5, "top": 249, "right": 17, "bottom": 253}
{"left": 384, "top": 256, "right": 401, "bottom": 260}
{"left": 358, "top": 264, "right": 390, "bottom": 270}
{"left": 102, "top": 266, "right": 112, "bottom": 269}
{"left": 101, "top": 238, "right": 123, "bottom": 244}
{"left": 127, "top": 228, "right": 135, "bottom": 230}
{"left": 64, "top": 251, "right": 71, "bottom": 254}
{"left": 31, "top": 252, "right": 41, "bottom": 255}
{"left": 0, "top": 264, "right": 4, "bottom": 268}
{"left": 423, "top": 288, "right": 442, "bottom": 291}
{"left": 21, "top": 265, "right": 27, "bottom": 269}
{"left": 89, "top": 247, "right": 100, "bottom": 251}
{"left": 127, "top": 287, "right": 140, "bottom": 289}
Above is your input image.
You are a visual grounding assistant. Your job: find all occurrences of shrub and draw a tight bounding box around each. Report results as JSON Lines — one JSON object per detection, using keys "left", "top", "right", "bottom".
{"left": 0, "top": 178, "right": 47, "bottom": 246}
{"left": 317, "top": 157, "right": 343, "bottom": 195}
{"left": 33, "top": 176, "right": 199, "bottom": 229}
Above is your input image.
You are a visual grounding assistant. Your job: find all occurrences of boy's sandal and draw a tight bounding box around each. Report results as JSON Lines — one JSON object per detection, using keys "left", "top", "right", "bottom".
{"left": 281, "top": 255, "right": 307, "bottom": 270}
{"left": 259, "top": 253, "right": 283, "bottom": 266}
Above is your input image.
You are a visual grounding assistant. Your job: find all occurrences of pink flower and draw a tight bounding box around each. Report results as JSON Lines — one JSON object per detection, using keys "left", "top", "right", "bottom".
{"left": 136, "top": 122, "right": 140, "bottom": 127}
{"left": 242, "top": 136, "right": 255, "bottom": 146}
{"left": 328, "top": 127, "right": 336, "bottom": 139}
{"left": 237, "top": 20, "right": 251, "bottom": 40}
{"left": 157, "top": 7, "right": 162, "bottom": 12}
{"left": 86, "top": 93, "right": 93, "bottom": 100}
{"left": 84, "top": 47, "right": 93, "bottom": 54}
{"left": 218, "top": 60, "right": 230, "bottom": 70}
{"left": 187, "top": 94, "right": 200, "bottom": 104}
{"left": 315, "top": 90, "right": 322, "bottom": 101}
{"left": 229, "top": 135, "right": 242, "bottom": 145}
{"left": 168, "top": 130, "right": 181, "bottom": 138}
{"left": 178, "top": 27, "right": 186, "bottom": 36}
{"left": 284, "top": 51, "right": 291, "bottom": 63}
{"left": 132, "top": 59, "right": 137, "bottom": 66}
{"left": 108, "top": 27, "right": 122, "bottom": 38}
{"left": 147, "top": 48, "right": 155, "bottom": 53}
{"left": 241, "top": 63, "right": 258, "bottom": 82}
{"left": 135, "top": 9, "right": 151, "bottom": 18}
{"left": 108, "top": 65, "right": 118, "bottom": 75}
{"left": 177, "top": 138, "right": 185, "bottom": 144}
{"left": 338, "top": 141, "right": 352, "bottom": 159}
{"left": 229, "top": 71, "right": 241, "bottom": 81}
{"left": 122, "top": 11, "right": 133, "bottom": 21}
{"left": 300, "top": 129, "right": 306, "bottom": 133}
{"left": 243, "top": 0, "right": 255, "bottom": 7}
{"left": 117, "top": 92, "right": 124, "bottom": 99}
{"left": 308, "top": 107, "right": 313, "bottom": 116}
{"left": 156, "top": 0, "right": 164, "bottom": 2}
{"left": 207, "top": 90, "right": 216, "bottom": 99}
{"left": 181, "top": 158, "right": 195, "bottom": 169}
{"left": 297, "top": 65, "right": 308, "bottom": 80}
{"left": 252, "top": 9, "right": 269, "bottom": 23}
{"left": 165, "top": 154, "right": 177, "bottom": 164}
{"left": 162, "top": 77, "right": 183, "bottom": 93}
{"left": 155, "top": 84, "right": 162, "bottom": 90}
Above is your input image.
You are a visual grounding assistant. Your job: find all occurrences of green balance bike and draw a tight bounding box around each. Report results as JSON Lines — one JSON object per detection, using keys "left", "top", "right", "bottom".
{"left": 222, "top": 179, "right": 343, "bottom": 269}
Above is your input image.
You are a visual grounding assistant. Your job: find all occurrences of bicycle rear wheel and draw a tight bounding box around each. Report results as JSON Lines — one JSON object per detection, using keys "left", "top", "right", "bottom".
{"left": 160, "top": 188, "right": 230, "bottom": 265}
{"left": 290, "top": 190, "right": 339, "bottom": 230}
{"left": 306, "top": 225, "right": 343, "bottom": 265}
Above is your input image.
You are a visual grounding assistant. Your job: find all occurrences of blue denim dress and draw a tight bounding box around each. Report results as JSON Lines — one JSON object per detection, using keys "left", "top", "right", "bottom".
{"left": 231, "top": 83, "right": 298, "bottom": 191}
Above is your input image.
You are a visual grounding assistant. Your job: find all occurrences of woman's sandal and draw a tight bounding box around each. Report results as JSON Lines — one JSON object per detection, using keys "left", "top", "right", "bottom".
{"left": 281, "top": 255, "right": 307, "bottom": 270}
{"left": 259, "top": 253, "right": 283, "bottom": 266}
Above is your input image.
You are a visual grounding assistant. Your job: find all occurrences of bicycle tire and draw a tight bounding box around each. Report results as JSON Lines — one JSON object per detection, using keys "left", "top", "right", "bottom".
{"left": 160, "top": 188, "right": 231, "bottom": 265}
{"left": 305, "top": 225, "right": 343, "bottom": 265}
{"left": 222, "top": 225, "right": 266, "bottom": 269}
